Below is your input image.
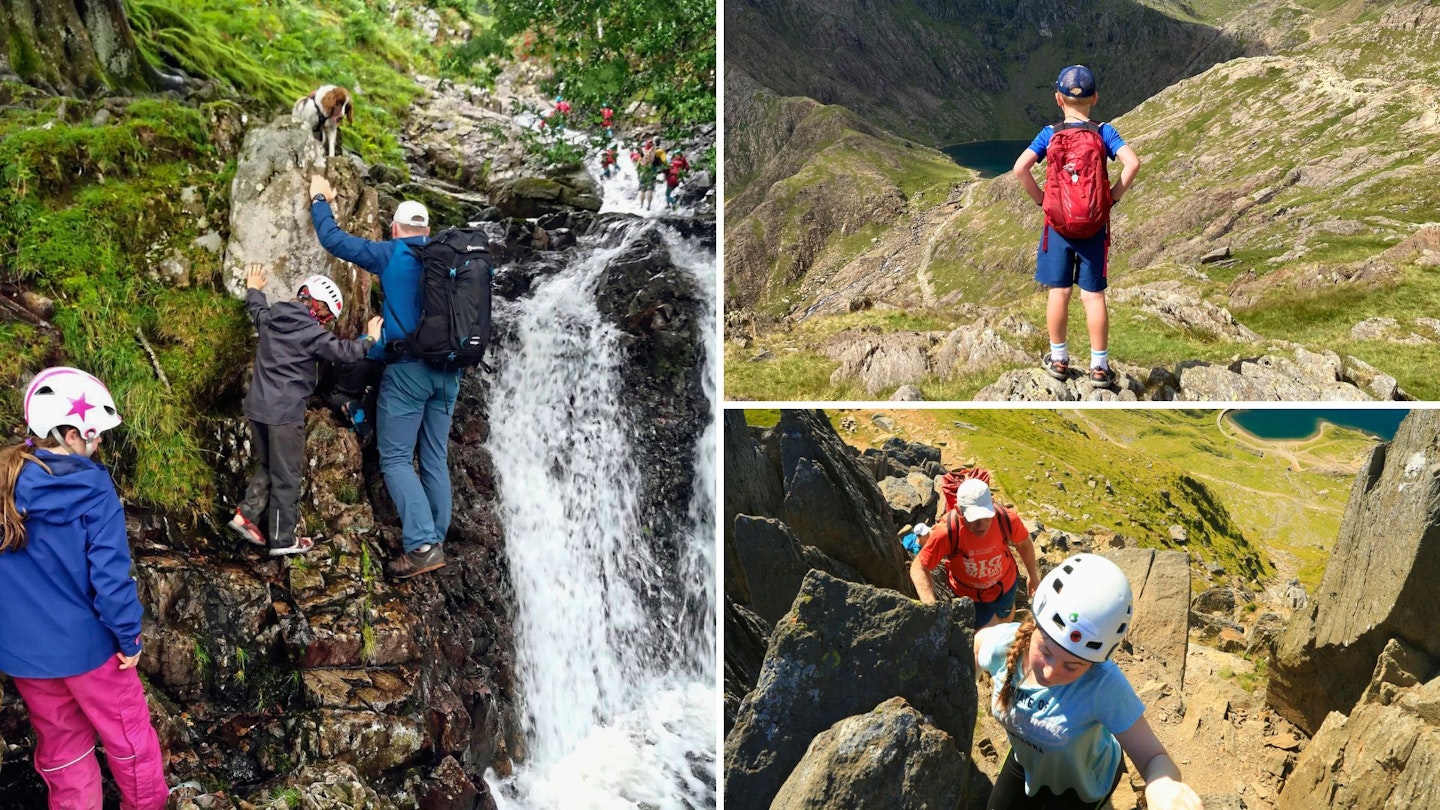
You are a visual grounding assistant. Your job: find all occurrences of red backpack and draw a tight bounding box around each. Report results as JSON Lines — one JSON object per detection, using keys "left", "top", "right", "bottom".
{"left": 1042, "top": 121, "right": 1113, "bottom": 241}
{"left": 940, "top": 467, "right": 992, "bottom": 513}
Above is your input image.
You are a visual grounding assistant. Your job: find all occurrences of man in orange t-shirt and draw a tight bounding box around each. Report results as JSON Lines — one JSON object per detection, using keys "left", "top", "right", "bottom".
{"left": 910, "top": 477, "right": 1040, "bottom": 628}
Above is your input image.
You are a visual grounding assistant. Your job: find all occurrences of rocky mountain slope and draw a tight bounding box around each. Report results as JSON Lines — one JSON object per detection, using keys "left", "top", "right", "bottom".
{"left": 726, "top": 0, "right": 1440, "bottom": 400}
{"left": 724, "top": 407, "right": 1440, "bottom": 808}
{"left": 725, "top": 0, "right": 1246, "bottom": 153}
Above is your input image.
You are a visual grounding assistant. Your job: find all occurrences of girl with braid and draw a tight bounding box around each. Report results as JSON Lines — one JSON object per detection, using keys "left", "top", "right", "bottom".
{"left": 0, "top": 367, "right": 169, "bottom": 808}
{"left": 974, "top": 553, "right": 1202, "bottom": 810}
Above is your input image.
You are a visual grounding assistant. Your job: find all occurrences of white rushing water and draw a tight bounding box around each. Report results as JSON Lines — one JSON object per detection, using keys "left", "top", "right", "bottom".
{"left": 513, "top": 109, "right": 689, "bottom": 218}
{"left": 484, "top": 215, "right": 716, "bottom": 808}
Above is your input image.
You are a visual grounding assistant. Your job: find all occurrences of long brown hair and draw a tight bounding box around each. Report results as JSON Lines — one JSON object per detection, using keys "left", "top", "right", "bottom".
{"left": 998, "top": 618, "right": 1037, "bottom": 713}
{"left": 0, "top": 437, "right": 60, "bottom": 553}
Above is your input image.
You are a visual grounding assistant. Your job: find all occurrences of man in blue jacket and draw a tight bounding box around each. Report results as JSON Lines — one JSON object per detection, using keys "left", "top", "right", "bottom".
{"left": 308, "top": 175, "right": 455, "bottom": 579}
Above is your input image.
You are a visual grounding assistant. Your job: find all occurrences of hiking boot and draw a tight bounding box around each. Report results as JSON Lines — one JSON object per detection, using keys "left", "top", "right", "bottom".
{"left": 227, "top": 509, "right": 266, "bottom": 547}
{"left": 1042, "top": 353, "right": 1070, "bottom": 381}
{"left": 267, "top": 536, "right": 315, "bottom": 556}
{"left": 1088, "top": 366, "right": 1118, "bottom": 390}
{"left": 387, "top": 544, "right": 447, "bottom": 579}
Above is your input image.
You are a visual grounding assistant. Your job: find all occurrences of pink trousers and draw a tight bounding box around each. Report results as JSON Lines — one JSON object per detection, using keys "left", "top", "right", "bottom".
{"left": 11, "top": 657, "right": 168, "bottom": 810}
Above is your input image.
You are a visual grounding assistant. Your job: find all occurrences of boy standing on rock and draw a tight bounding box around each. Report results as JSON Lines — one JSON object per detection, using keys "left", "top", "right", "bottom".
{"left": 229, "top": 264, "right": 382, "bottom": 556}
{"left": 1012, "top": 65, "right": 1141, "bottom": 390}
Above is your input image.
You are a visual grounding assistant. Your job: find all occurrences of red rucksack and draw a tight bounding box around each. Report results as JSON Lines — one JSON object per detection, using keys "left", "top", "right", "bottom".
{"left": 1042, "top": 121, "right": 1113, "bottom": 241}
{"left": 940, "top": 467, "right": 992, "bottom": 513}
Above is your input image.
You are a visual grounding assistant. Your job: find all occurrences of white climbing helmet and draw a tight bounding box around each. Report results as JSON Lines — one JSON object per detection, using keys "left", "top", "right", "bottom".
{"left": 1032, "top": 553, "right": 1133, "bottom": 663}
{"left": 23, "top": 367, "right": 122, "bottom": 441}
{"left": 298, "top": 274, "right": 343, "bottom": 317}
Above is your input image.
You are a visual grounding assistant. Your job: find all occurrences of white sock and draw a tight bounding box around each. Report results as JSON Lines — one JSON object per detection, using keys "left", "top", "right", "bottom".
{"left": 1050, "top": 342, "right": 1068, "bottom": 363}
{"left": 1091, "top": 349, "right": 1109, "bottom": 370}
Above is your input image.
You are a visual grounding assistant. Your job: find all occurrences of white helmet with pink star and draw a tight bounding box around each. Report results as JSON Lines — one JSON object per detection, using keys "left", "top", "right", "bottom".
{"left": 23, "top": 367, "right": 122, "bottom": 442}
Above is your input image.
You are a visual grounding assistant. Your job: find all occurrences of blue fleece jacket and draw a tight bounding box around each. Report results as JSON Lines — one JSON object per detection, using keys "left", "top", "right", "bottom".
{"left": 0, "top": 450, "right": 144, "bottom": 678}
{"left": 311, "top": 199, "right": 427, "bottom": 362}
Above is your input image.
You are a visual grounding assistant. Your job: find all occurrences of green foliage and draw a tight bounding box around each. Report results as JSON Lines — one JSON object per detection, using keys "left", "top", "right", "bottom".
{"left": 122, "top": 0, "right": 430, "bottom": 165}
{"left": 488, "top": 0, "right": 715, "bottom": 126}
{"left": 0, "top": 101, "right": 251, "bottom": 514}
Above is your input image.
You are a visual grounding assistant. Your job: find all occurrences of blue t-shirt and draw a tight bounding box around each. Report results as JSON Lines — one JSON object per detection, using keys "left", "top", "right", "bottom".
{"left": 979, "top": 622, "right": 1145, "bottom": 802}
{"left": 1027, "top": 122, "right": 1126, "bottom": 162}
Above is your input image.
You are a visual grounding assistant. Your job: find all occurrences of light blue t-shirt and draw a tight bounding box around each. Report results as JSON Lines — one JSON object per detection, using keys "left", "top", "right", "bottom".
{"left": 1027, "top": 122, "right": 1126, "bottom": 162}
{"left": 979, "top": 622, "right": 1145, "bottom": 802}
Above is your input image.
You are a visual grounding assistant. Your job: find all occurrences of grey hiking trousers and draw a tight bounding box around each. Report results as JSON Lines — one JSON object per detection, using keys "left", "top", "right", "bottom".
{"left": 239, "top": 420, "right": 306, "bottom": 547}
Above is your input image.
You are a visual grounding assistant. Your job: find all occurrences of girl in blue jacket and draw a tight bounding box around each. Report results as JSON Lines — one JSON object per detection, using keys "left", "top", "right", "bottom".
{"left": 0, "top": 367, "right": 168, "bottom": 809}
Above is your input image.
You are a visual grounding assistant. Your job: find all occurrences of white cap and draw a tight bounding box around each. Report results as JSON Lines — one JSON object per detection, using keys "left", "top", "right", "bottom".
{"left": 956, "top": 478, "right": 996, "bottom": 521}
{"left": 393, "top": 200, "right": 429, "bottom": 227}
{"left": 914, "top": 522, "right": 931, "bottom": 536}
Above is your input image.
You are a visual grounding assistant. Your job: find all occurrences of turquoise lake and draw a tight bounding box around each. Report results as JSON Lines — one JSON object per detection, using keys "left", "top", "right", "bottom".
{"left": 1229, "top": 409, "right": 1407, "bottom": 442}
{"left": 942, "top": 139, "right": 1032, "bottom": 178}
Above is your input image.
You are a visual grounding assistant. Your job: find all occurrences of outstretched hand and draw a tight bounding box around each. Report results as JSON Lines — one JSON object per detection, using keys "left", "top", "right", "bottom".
{"left": 310, "top": 174, "right": 336, "bottom": 201}
{"left": 245, "top": 263, "right": 268, "bottom": 290}
{"left": 1145, "top": 777, "right": 1204, "bottom": 810}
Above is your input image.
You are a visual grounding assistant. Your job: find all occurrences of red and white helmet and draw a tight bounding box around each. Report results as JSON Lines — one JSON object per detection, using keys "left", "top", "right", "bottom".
{"left": 1032, "top": 553, "right": 1133, "bottom": 663}
{"left": 298, "top": 274, "right": 343, "bottom": 316}
{"left": 23, "top": 367, "right": 122, "bottom": 441}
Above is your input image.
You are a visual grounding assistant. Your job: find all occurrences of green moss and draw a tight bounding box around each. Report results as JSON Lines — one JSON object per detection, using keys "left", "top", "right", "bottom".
{"left": 0, "top": 100, "right": 248, "bottom": 515}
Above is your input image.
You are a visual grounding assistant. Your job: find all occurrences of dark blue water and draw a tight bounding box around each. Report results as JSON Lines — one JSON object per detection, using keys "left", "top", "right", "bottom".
{"left": 1229, "top": 409, "right": 1407, "bottom": 441}
{"left": 942, "top": 139, "right": 1032, "bottom": 177}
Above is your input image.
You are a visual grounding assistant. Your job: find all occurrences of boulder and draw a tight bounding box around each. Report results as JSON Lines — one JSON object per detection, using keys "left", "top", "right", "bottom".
{"left": 1268, "top": 411, "right": 1440, "bottom": 734}
{"left": 1109, "top": 282, "right": 1262, "bottom": 343}
{"left": 878, "top": 474, "right": 938, "bottom": 529}
{"left": 1280, "top": 670, "right": 1440, "bottom": 808}
{"left": 1104, "top": 549, "right": 1191, "bottom": 689}
{"left": 774, "top": 411, "right": 914, "bottom": 595}
{"left": 724, "top": 571, "right": 977, "bottom": 809}
{"left": 724, "top": 597, "right": 772, "bottom": 735}
{"left": 932, "top": 323, "right": 1031, "bottom": 378}
{"left": 225, "top": 116, "right": 382, "bottom": 341}
{"left": 824, "top": 332, "right": 933, "bottom": 395}
{"left": 731, "top": 515, "right": 863, "bottom": 624}
{"left": 1192, "top": 586, "right": 1237, "bottom": 616}
{"left": 1176, "top": 350, "right": 1374, "bottom": 402}
{"left": 975, "top": 365, "right": 1145, "bottom": 402}
{"left": 1244, "top": 612, "right": 1287, "bottom": 658}
{"left": 491, "top": 171, "right": 601, "bottom": 219}
{"left": 771, "top": 697, "right": 968, "bottom": 810}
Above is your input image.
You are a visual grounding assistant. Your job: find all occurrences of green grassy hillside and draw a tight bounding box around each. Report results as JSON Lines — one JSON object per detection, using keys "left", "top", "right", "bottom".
{"left": 739, "top": 408, "right": 1374, "bottom": 589}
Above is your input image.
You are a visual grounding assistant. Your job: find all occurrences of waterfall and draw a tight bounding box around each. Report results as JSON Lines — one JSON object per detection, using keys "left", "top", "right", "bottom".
{"left": 484, "top": 219, "right": 716, "bottom": 809}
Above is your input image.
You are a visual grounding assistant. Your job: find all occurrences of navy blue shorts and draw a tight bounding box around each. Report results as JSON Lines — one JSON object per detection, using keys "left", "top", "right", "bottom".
{"left": 1035, "top": 226, "right": 1109, "bottom": 293}
{"left": 973, "top": 577, "right": 1019, "bottom": 629}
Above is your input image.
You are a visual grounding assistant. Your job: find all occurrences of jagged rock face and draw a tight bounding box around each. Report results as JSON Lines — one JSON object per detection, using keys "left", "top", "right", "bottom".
{"left": 1279, "top": 642, "right": 1440, "bottom": 809}
{"left": 1268, "top": 410, "right": 1440, "bottom": 735}
{"left": 974, "top": 347, "right": 1406, "bottom": 402}
{"left": 731, "top": 515, "right": 862, "bottom": 625}
{"left": 1105, "top": 549, "right": 1191, "bottom": 690}
{"left": 723, "top": 411, "right": 784, "bottom": 600}
{"left": 770, "top": 696, "right": 968, "bottom": 810}
{"left": 402, "top": 76, "right": 527, "bottom": 189}
{"left": 226, "top": 117, "right": 382, "bottom": 341}
{"left": 589, "top": 224, "right": 714, "bottom": 619}
{"left": 724, "top": 571, "right": 977, "bottom": 809}
{"left": 877, "top": 472, "right": 940, "bottom": 529}
{"left": 117, "top": 409, "right": 516, "bottom": 803}
{"left": 768, "top": 410, "right": 912, "bottom": 595}
{"left": 1109, "top": 283, "right": 1263, "bottom": 343}
{"left": 723, "top": 597, "right": 771, "bottom": 735}
{"left": 727, "top": 0, "right": 1241, "bottom": 147}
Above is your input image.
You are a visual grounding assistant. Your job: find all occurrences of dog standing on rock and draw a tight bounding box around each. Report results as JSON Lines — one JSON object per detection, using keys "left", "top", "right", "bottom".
{"left": 292, "top": 85, "right": 353, "bottom": 157}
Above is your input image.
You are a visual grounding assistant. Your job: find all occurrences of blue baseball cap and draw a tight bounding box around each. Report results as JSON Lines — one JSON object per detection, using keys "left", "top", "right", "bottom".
{"left": 1056, "top": 65, "right": 1097, "bottom": 98}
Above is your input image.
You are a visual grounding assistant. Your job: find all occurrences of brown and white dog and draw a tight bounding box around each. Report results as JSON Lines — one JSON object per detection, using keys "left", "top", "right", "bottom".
{"left": 292, "top": 85, "right": 353, "bottom": 157}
